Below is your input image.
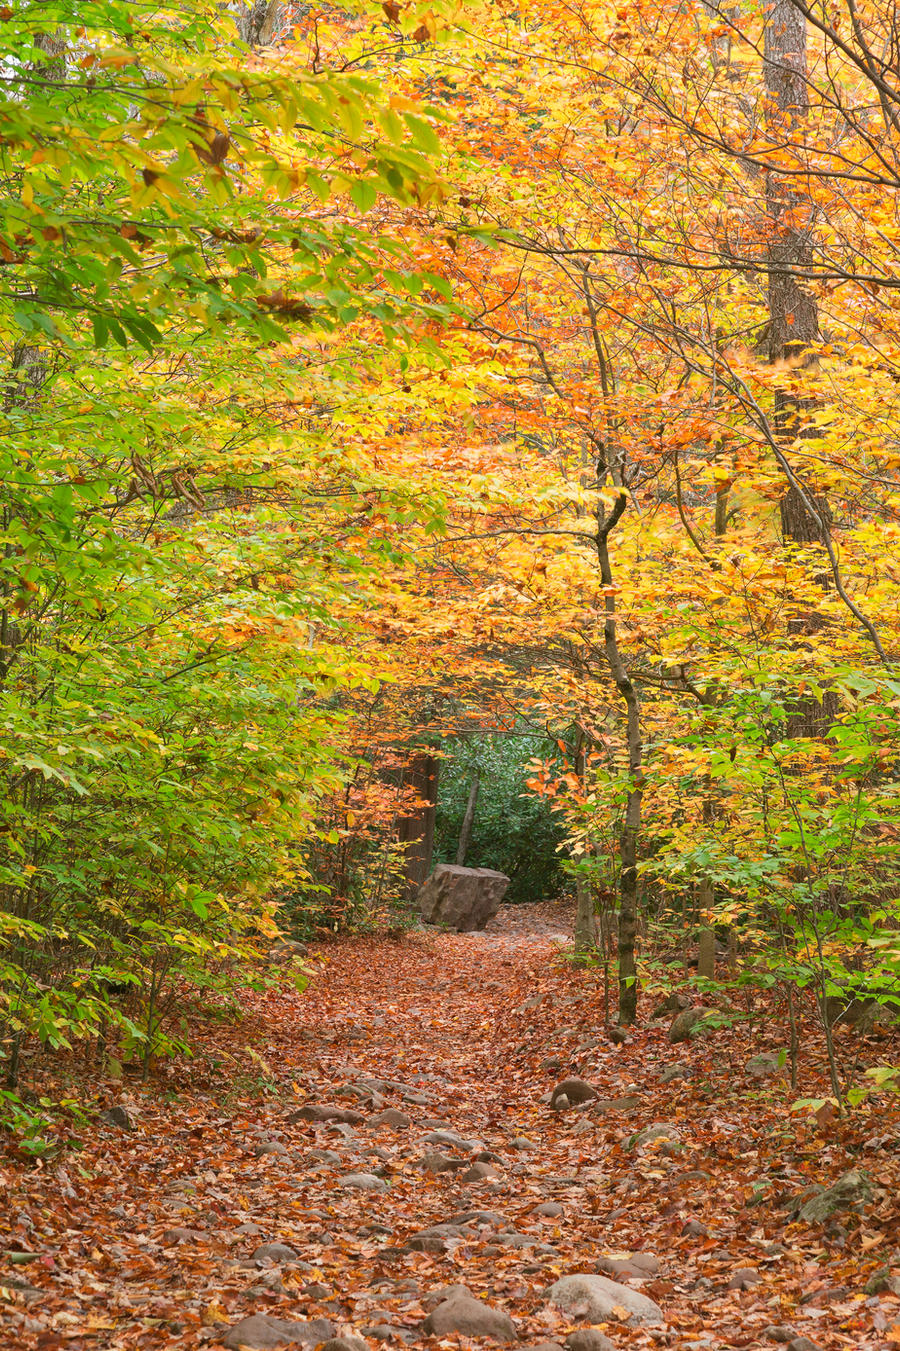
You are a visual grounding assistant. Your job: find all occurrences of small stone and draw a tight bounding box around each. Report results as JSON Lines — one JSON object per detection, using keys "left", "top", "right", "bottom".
{"left": 659, "top": 1064, "right": 690, "bottom": 1083}
{"left": 511, "top": 1136, "right": 539, "bottom": 1150}
{"left": 522, "top": 1343, "right": 565, "bottom": 1351}
{"left": 864, "top": 1265, "right": 900, "bottom": 1295}
{"left": 550, "top": 1079, "right": 598, "bottom": 1110}
{"left": 565, "top": 1333, "right": 616, "bottom": 1351}
{"left": 255, "top": 1141, "right": 289, "bottom": 1158}
{"left": 546, "top": 1273, "right": 664, "bottom": 1325}
{"left": 289, "top": 1104, "right": 364, "bottom": 1125}
{"left": 252, "top": 1243, "right": 299, "bottom": 1263}
{"left": 222, "top": 1315, "right": 335, "bottom": 1350}
{"left": 650, "top": 992, "right": 690, "bottom": 1019}
{"left": 681, "top": 1218, "right": 709, "bottom": 1237}
{"left": 534, "top": 1202, "right": 564, "bottom": 1217}
{"left": 421, "top": 1152, "right": 468, "bottom": 1173}
{"left": 761, "top": 1328, "right": 797, "bottom": 1344}
{"left": 363, "top": 1329, "right": 413, "bottom": 1344}
{"left": 786, "top": 1340, "right": 820, "bottom": 1351}
{"left": 341, "top": 1172, "right": 388, "bottom": 1192}
{"left": 423, "top": 1129, "right": 479, "bottom": 1152}
{"left": 162, "top": 1226, "right": 203, "bottom": 1244}
{"left": 370, "top": 1109, "right": 411, "bottom": 1129}
{"left": 321, "top": 1339, "right": 369, "bottom": 1351}
{"left": 629, "top": 1122, "right": 682, "bottom": 1151}
{"left": 746, "top": 1052, "right": 788, "bottom": 1078}
{"left": 597, "top": 1253, "right": 659, "bottom": 1279}
{"left": 422, "top": 1289, "right": 518, "bottom": 1341}
{"left": 727, "top": 1267, "right": 761, "bottom": 1290}
{"left": 461, "top": 1161, "right": 501, "bottom": 1181}
{"left": 0, "top": 1272, "right": 40, "bottom": 1299}
{"left": 668, "top": 1007, "right": 718, "bottom": 1043}
{"left": 593, "top": 1096, "right": 641, "bottom": 1115}
{"left": 799, "top": 1169, "right": 871, "bottom": 1223}
{"left": 101, "top": 1104, "right": 136, "bottom": 1130}
{"left": 448, "top": 1209, "right": 504, "bottom": 1227}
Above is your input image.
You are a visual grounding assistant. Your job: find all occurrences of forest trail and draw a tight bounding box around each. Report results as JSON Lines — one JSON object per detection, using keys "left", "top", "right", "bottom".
{"left": 2, "top": 908, "right": 897, "bottom": 1351}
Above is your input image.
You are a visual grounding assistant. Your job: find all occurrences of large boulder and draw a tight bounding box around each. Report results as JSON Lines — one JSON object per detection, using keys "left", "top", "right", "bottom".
{"left": 546, "top": 1274, "right": 663, "bottom": 1326}
{"left": 417, "top": 864, "right": 510, "bottom": 932}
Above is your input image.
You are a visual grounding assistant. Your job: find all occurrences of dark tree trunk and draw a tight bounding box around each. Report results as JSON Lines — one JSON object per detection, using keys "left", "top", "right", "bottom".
{"left": 396, "top": 751, "right": 439, "bottom": 897}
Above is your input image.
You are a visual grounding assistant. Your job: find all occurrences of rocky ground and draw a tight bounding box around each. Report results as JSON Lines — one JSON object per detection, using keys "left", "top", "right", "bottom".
{"left": 2, "top": 903, "right": 900, "bottom": 1350}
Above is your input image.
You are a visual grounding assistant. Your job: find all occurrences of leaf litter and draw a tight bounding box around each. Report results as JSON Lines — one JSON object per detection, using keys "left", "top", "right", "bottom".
{"left": 2, "top": 901, "right": 899, "bottom": 1350}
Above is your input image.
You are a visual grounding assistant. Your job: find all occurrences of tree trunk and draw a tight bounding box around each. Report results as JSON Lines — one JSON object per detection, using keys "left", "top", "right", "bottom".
{"left": 396, "top": 751, "right": 439, "bottom": 897}
{"left": 455, "top": 772, "right": 479, "bottom": 866}
{"left": 594, "top": 492, "right": 642, "bottom": 1025}
{"left": 764, "top": 0, "right": 830, "bottom": 547}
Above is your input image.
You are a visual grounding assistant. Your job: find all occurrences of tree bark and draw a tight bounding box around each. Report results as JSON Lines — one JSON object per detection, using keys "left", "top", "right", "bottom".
{"left": 396, "top": 751, "right": 439, "bottom": 897}
{"left": 594, "top": 492, "right": 641, "bottom": 1025}
{"left": 455, "top": 772, "right": 479, "bottom": 866}
{"left": 764, "top": 0, "right": 830, "bottom": 547}
{"left": 572, "top": 727, "right": 598, "bottom": 955}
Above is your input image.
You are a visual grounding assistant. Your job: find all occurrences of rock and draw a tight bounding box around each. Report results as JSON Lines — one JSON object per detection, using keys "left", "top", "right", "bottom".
{"left": 408, "top": 1223, "right": 471, "bottom": 1251}
{"left": 461, "top": 1161, "right": 501, "bottom": 1181}
{"left": 163, "top": 1226, "right": 204, "bottom": 1243}
{"left": 255, "top": 1141, "right": 289, "bottom": 1158}
{"left": 799, "top": 1169, "right": 871, "bottom": 1223}
{"left": 321, "top": 1340, "right": 369, "bottom": 1351}
{"left": 746, "top": 1052, "right": 787, "bottom": 1078}
{"left": 100, "top": 1104, "right": 136, "bottom": 1130}
{"left": 864, "top": 1265, "right": 900, "bottom": 1295}
{"left": 681, "top": 1218, "right": 709, "bottom": 1237}
{"left": 252, "top": 1243, "right": 299, "bottom": 1263}
{"left": 448, "top": 1209, "right": 504, "bottom": 1227}
{"left": 370, "top": 1109, "right": 411, "bottom": 1129}
{"left": 289, "top": 1104, "right": 364, "bottom": 1125}
{"left": 650, "top": 991, "right": 690, "bottom": 1020}
{"left": 534, "top": 1202, "right": 564, "bottom": 1217}
{"left": 522, "top": 1344, "right": 565, "bottom": 1351}
{"left": 546, "top": 1273, "right": 664, "bottom": 1325}
{"left": 417, "top": 863, "right": 510, "bottom": 933}
{"left": 727, "top": 1267, "right": 761, "bottom": 1290}
{"left": 341, "top": 1172, "right": 389, "bottom": 1192}
{"left": 421, "top": 1151, "right": 469, "bottom": 1173}
{"left": 222, "top": 1315, "right": 335, "bottom": 1349}
{"left": 424, "top": 1129, "right": 479, "bottom": 1152}
{"left": 823, "top": 991, "right": 881, "bottom": 1031}
{"left": 422, "top": 1288, "right": 518, "bottom": 1341}
{"left": 565, "top": 1333, "right": 616, "bottom": 1351}
{"left": 597, "top": 1253, "right": 659, "bottom": 1279}
{"left": 786, "top": 1341, "right": 821, "bottom": 1351}
{"left": 668, "top": 1007, "right": 717, "bottom": 1043}
{"left": 593, "top": 1096, "right": 641, "bottom": 1115}
{"left": 761, "top": 1328, "right": 797, "bottom": 1344}
{"left": 550, "top": 1078, "right": 598, "bottom": 1110}
{"left": 628, "top": 1122, "right": 681, "bottom": 1151}
{"left": 510, "top": 1136, "right": 538, "bottom": 1150}
{"left": 363, "top": 1329, "right": 414, "bottom": 1344}
{"left": 0, "top": 1272, "right": 40, "bottom": 1299}
{"left": 658, "top": 1064, "right": 690, "bottom": 1083}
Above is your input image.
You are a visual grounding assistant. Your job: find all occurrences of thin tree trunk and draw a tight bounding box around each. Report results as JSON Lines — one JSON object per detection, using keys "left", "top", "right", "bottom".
{"left": 455, "top": 772, "right": 479, "bottom": 866}
{"left": 594, "top": 492, "right": 642, "bottom": 1025}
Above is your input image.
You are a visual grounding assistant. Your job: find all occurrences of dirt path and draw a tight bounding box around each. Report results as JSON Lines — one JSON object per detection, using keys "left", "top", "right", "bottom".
{"left": 2, "top": 910, "right": 897, "bottom": 1351}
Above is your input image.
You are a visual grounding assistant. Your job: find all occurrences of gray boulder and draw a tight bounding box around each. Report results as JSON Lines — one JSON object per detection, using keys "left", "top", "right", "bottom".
{"left": 422, "top": 1288, "right": 518, "bottom": 1341}
{"left": 799, "top": 1169, "right": 871, "bottom": 1223}
{"left": 223, "top": 1316, "right": 335, "bottom": 1349}
{"left": 668, "top": 1007, "right": 717, "bottom": 1043}
{"left": 546, "top": 1273, "right": 663, "bottom": 1326}
{"left": 341, "top": 1172, "right": 389, "bottom": 1192}
{"left": 418, "top": 864, "right": 510, "bottom": 932}
{"left": 251, "top": 1243, "right": 299, "bottom": 1263}
{"left": 566, "top": 1334, "right": 616, "bottom": 1351}
{"left": 628, "top": 1123, "right": 681, "bottom": 1151}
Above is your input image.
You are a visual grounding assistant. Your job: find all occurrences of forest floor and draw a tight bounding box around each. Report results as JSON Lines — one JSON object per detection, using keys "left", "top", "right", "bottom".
{"left": 3, "top": 903, "right": 900, "bottom": 1351}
